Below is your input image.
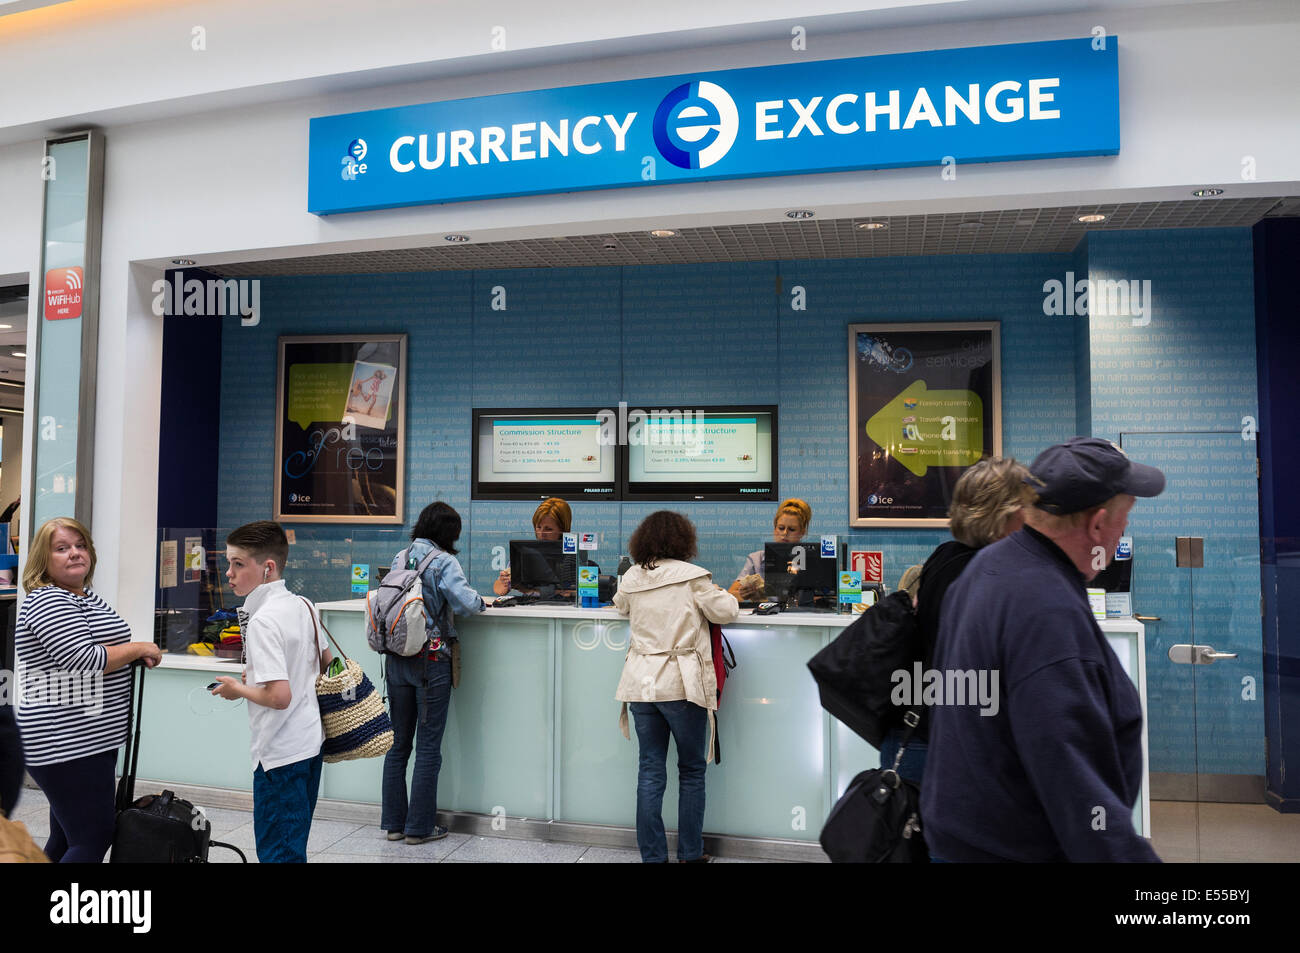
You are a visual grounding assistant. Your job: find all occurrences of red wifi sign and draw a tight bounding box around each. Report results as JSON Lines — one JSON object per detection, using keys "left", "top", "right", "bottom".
{"left": 44, "top": 267, "right": 84, "bottom": 320}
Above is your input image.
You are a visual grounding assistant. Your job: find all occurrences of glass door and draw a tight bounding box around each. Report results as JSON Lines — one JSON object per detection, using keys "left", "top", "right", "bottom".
{"left": 1124, "top": 433, "right": 1264, "bottom": 862}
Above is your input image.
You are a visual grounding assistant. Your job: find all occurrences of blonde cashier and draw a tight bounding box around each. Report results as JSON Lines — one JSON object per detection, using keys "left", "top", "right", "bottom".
{"left": 728, "top": 498, "right": 812, "bottom": 601}
{"left": 493, "top": 497, "right": 572, "bottom": 596}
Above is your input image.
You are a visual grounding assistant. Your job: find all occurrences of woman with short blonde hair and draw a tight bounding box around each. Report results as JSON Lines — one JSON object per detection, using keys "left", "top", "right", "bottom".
{"left": 493, "top": 497, "right": 575, "bottom": 596}
{"left": 16, "top": 517, "right": 161, "bottom": 862}
{"left": 948, "top": 458, "right": 1036, "bottom": 548}
{"left": 728, "top": 497, "right": 813, "bottom": 601}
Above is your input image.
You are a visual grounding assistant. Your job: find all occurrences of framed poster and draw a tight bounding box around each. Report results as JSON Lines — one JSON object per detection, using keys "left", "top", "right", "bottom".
{"left": 274, "top": 334, "right": 406, "bottom": 524}
{"left": 848, "top": 322, "right": 1001, "bottom": 528}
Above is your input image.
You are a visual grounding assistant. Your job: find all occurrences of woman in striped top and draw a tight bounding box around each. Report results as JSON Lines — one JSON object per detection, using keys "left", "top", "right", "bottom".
{"left": 15, "top": 518, "right": 161, "bottom": 862}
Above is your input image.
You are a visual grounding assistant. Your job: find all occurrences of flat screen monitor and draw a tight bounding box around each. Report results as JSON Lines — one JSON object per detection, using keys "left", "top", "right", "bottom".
{"left": 509, "top": 539, "right": 592, "bottom": 598}
{"left": 472, "top": 408, "right": 618, "bottom": 500}
{"left": 763, "top": 541, "right": 839, "bottom": 607}
{"left": 621, "top": 405, "right": 777, "bottom": 501}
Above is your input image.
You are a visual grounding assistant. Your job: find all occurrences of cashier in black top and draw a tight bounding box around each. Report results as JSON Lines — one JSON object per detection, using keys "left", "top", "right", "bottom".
{"left": 493, "top": 497, "right": 572, "bottom": 596}
{"left": 727, "top": 497, "right": 812, "bottom": 602}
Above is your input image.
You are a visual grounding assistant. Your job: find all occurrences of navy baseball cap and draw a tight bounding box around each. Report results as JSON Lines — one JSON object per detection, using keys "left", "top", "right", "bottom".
{"left": 1026, "top": 437, "right": 1165, "bottom": 515}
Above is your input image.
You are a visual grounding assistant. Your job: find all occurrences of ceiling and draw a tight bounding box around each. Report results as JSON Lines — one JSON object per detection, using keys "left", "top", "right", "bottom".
{"left": 208, "top": 195, "right": 1295, "bottom": 277}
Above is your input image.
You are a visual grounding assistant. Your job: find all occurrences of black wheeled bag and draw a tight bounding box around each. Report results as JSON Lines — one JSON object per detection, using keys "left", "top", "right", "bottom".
{"left": 109, "top": 663, "right": 246, "bottom": 863}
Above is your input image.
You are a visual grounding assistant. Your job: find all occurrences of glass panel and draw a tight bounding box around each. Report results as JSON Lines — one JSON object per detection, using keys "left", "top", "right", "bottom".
{"left": 31, "top": 137, "right": 91, "bottom": 527}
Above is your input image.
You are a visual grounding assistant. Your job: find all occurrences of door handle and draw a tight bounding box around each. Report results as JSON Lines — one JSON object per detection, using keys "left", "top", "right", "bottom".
{"left": 1167, "top": 644, "right": 1238, "bottom": 665}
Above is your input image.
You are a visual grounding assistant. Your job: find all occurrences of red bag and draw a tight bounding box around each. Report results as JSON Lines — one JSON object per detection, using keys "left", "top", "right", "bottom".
{"left": 710, "top": 623, "right": 737, "bottom": 704}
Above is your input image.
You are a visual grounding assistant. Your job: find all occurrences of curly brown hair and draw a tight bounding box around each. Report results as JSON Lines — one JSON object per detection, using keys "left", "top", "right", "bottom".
{"left": 628, "top": 511, "right": 697, "bottom": 571}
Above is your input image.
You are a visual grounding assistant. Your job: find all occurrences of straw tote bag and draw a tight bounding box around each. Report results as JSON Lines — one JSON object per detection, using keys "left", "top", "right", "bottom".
{"left": 300, "top": 598, "right": 395, "bottom": 763}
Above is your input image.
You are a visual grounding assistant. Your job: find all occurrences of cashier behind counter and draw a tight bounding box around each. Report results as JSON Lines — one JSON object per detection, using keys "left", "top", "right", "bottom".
{"left": 728, "top": 497, "right": 812, "bottom": 603}
{"left": 494, "top": 498, "right": 571, "bottom": 597}
{"left": 493, "top": 497, "right": 599, "bottom": 601}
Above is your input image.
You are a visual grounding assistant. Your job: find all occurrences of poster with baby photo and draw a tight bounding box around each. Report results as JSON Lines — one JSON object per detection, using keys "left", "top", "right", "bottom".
{"left": 344, "top": 360, "right": 397, "bottom": 430}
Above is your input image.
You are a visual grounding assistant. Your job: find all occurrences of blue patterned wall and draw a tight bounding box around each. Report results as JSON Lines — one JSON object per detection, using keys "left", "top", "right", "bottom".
{"left": 1083, "top": 228, "right": 1262, "bottom": 778}
{"left": 216, "top": 253, "right": 1082, "bottom": 602}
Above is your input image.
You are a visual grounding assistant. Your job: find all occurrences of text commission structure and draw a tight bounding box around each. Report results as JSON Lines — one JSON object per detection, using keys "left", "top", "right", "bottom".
{"left": 309, "top": 37, "right": 1119, "bottom": 214}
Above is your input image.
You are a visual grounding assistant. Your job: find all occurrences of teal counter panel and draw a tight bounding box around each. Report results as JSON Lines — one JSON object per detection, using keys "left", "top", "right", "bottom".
{"left": 702, "top": 625, "right": 830, "bottom": 841}
{"left": 130, "top": 665, "right": 254, "bottom": 791}
{"left": 440, "top": 617, "right": 553, "bottom": 819}
{"left": 557, "top": 618, "right": 640, "bottom": 826}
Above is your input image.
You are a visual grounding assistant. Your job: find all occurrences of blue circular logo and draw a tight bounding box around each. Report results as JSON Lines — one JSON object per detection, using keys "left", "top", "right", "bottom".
{"left": 289, "top": 493, "right": 298, "bottom": 503}
{"left": 652, "top": 81, "right": 739, "bottom": 170}
{"left": 348, "top": 138, "right": 368, "bottom": 161}
{"left": 868, "top": 494, "right": 878, "bottom": 505}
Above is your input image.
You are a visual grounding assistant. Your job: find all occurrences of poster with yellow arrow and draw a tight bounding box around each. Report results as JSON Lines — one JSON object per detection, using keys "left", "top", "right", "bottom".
{"left": 848, "top": 323, "right": 1001, "bottom": 527}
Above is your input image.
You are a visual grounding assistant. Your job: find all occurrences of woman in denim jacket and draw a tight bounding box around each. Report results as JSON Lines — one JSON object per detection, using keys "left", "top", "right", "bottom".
{"left": 381, "top": 502, "right": 485, "bottom": 844}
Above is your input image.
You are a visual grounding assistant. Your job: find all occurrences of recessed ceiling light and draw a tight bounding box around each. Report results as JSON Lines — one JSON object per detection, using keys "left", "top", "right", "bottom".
{"left": 785, "top": 209, "right": 815, "bottom": 220}
{"left": 171, "top": 258, "right": 195, "bottom": 266}
{"left": 444, "top": 234, "right": 470, "bottom": 243}
{"left": 649, "top": 229, "right": 677, "bottom": 238}
{"left": 1192, "top": 188, "right": 1224, "bottom": 197}
{"left": 0, "top": 324, "right": 11, "bottom": 329}
{"left": 856, "top": 222, "right": 888, "bottom": 231}
{"left": 957, "top": 221, "right": 984, "bottom": 229}
{"left": 1076, "top": 213, "right": 1107, "bottom": 224}
{"left": 11, "top": 351, "right": 25, "bottom": 358}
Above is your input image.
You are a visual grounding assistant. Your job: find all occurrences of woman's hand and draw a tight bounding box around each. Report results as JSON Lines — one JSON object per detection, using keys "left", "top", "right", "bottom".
{"left": 493, "top": 569, "right": 511, "bottom": 596}
{"left": 138, "top": 643, "right": 162, "bottom": 669}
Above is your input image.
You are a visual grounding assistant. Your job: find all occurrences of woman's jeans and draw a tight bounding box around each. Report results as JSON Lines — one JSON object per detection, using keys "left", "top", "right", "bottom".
{"left": 879, "top": 728, "right": 928, "bottom": 786}
{"left": 629, "top": 700, "right": 708, "bottom": 863}
{"left": 381, "top": 654, "right": 453, "bottom": 837}
{"left": 26, "top": 748, "right": 118, "bottom": 863}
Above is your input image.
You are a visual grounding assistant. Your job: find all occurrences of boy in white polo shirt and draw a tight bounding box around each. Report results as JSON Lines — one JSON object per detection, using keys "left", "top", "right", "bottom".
{"left": 212, "top": 521, "right": 331, "bottom": 863}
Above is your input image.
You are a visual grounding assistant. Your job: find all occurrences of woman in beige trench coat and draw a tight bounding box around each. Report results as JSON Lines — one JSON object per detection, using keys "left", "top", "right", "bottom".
{"left": 613, "top": 511, "right": 738, "bottom": 863}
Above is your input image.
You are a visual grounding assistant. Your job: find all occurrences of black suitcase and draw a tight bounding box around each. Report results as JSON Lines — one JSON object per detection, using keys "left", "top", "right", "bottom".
{"left": 110, "top": 662, "right": 246, "bottom": 863}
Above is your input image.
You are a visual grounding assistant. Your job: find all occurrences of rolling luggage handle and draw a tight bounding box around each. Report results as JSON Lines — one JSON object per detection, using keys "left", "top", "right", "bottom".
{"left": 114, "top": 660, "right": 145, "bottom": 813}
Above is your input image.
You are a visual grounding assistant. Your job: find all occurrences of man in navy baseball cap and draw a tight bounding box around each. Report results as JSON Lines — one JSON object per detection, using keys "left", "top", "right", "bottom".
{"left": 921, "top": 437, "right": 1165, "bottom": 863}
{"left": 1026, "top": 437, "right": 1166, "bottom": 516}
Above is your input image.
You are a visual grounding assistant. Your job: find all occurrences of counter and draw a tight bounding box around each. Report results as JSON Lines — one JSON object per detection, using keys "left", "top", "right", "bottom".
{"left": 135, "top": 601, "right": 1148, "bottom": 855}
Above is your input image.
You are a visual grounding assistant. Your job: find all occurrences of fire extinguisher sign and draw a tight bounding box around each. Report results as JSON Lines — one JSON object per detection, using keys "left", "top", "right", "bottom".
{"left": 849, "top": 550, "right": 883, "bottom": 585}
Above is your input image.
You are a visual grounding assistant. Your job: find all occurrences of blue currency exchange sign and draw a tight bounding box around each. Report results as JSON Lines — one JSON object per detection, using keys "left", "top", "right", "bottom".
{"left": 308, "top": 37, "right": 1118, "bottom": 215}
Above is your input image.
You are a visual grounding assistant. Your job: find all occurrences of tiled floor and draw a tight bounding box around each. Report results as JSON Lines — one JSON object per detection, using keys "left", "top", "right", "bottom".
{"left": 6, "top": 785, "right": 757, "bottom": 863}
{"left": 12, "top": 783, "right": 1295, "bottom": 862}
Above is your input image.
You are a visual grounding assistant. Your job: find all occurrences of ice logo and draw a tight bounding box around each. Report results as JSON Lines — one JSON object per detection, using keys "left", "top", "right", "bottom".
{"left": 652, "top": 81, "right": 739, "bottom": 170}
{"left": 868, "top": 494, "right": 878, "bottom": 505}
{"left": 341, "top": 138, "right": 369, "bottom": 181}
{"left": 289, "top": 493, "right": 298, "bottom": 503}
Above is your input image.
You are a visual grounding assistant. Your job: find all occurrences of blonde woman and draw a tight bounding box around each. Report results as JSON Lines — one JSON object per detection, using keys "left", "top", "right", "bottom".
{"left": 16, "top": 518, "right": 161, "bottom": 862}
{"left": 493, "top": 497, "right": 572, "bottom": 596}
{"left": 728, "top": 497, "right": 812, "bottom": 602}
{"left": 879, "top": 458, "right": 1035, "bottom": 784}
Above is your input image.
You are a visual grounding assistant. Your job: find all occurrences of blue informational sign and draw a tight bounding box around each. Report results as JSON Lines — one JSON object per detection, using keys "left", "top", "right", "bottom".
{"left": 309, "top": 37, "right": 1119, "bottom": 215}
